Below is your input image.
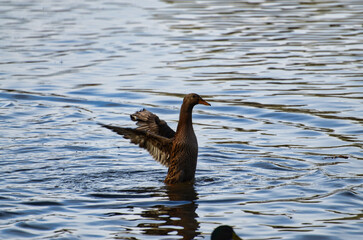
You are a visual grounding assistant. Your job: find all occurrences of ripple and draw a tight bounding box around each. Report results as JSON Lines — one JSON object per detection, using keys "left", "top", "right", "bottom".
{"left": 1, "top": 228, "right": 39, "bottom": 238}
{"left": 17, "top": 221, "right": 59, "bottom": 231}
{"left": 21, "top": 200, "right": 63, "bottom": 206}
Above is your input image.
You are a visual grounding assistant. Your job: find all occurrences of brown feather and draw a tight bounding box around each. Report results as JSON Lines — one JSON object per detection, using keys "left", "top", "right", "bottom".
{"left": 130, "top": 109, "right": 175, "bottom": 138}
{"left": 100, "top": 124, "right": 173, "bottom": 166}
{"left": 100, "top": 93, "right": 210, "bottom": 184}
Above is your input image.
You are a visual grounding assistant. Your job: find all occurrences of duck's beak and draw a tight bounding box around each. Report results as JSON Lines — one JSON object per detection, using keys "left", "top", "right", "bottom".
{"left": 198, "top": 97, "right": 211, "bottom": 106}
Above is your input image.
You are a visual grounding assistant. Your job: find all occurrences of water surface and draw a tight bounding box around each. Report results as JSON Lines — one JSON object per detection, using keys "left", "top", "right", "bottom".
{"left": 0, "top": 0, "right": 362, "bottom": 239}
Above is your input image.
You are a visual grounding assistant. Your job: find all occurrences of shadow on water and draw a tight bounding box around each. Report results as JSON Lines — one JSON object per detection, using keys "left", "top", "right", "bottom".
{"left": 140, "top": 184, "right": 199, "bottom": 240}
{"left": 89, "top": 183, "right": 200, "bottom": 240}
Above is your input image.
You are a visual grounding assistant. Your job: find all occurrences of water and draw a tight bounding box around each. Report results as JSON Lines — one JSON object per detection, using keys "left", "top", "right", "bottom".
{"left": 0, "top": 0, "right": 362, "bottom": 239}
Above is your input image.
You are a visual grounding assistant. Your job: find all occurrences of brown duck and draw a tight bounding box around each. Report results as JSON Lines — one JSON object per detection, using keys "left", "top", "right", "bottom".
{"left": 101, "top": 93, "right": 211, "bottom": 184}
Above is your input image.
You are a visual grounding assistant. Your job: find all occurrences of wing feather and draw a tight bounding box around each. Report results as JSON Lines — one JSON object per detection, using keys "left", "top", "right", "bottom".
{"left": 100, "top": 124, "right": 173, "bottom": 167}
{"left": 130, "top": 109, "right": 175, "bottom": 138}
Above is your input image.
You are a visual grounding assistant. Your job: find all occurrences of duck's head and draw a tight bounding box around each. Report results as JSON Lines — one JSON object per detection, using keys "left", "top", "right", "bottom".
{"left": 184, "top": 93, "right": 211, "bottom": 107}
{"left": 211, "top": 225, "right": 242, "bottom": 240}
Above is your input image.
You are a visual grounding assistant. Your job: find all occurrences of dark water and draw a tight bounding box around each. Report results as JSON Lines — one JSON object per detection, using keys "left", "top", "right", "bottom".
{"left": 1, "top": 0, "right": 362, "bottom": 239}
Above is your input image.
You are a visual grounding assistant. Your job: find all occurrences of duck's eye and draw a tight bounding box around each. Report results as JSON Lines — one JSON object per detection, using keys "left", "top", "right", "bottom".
{"left": 193, "top": 94, "right": 197, "bottom": 98}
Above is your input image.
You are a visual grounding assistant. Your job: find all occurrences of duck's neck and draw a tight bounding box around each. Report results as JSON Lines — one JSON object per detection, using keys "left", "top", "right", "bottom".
{"left": 176, "top": 102, "right": 194, "bottom": 134}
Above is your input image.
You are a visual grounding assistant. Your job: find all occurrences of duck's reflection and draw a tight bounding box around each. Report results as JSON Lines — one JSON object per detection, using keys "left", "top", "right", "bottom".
{"left": 139, "top": 183, "right": 199, "bottom": 240}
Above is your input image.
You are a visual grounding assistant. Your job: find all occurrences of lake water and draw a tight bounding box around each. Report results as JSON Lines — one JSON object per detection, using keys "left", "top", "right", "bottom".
{"left": 0, "top": 0, "right": 362, "bottom": 239}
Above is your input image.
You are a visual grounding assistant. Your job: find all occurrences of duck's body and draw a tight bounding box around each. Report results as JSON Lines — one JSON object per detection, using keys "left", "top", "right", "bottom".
{"left": 101, "top": 93, "right": 210, "bottom": 184}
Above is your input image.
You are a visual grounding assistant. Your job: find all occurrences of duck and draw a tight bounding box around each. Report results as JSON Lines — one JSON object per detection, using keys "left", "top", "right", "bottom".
{"left": 211, "top": 225, "right": 242, "bottom": 240}
{"left": 100, "top": 93, "right": 210, "bottom": 184}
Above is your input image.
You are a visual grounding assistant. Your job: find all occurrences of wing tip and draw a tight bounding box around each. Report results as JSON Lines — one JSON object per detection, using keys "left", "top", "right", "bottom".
{"left": 130, "top": 108, "right": 147, "bottom": 121}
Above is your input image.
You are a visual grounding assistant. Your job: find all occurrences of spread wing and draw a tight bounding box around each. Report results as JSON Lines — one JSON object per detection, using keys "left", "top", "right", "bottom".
{"left": 100, "top": 124, "right": 173, "bottom": 167}
{"left": 131, "top": 109, "right": 175, "bottom": 138}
